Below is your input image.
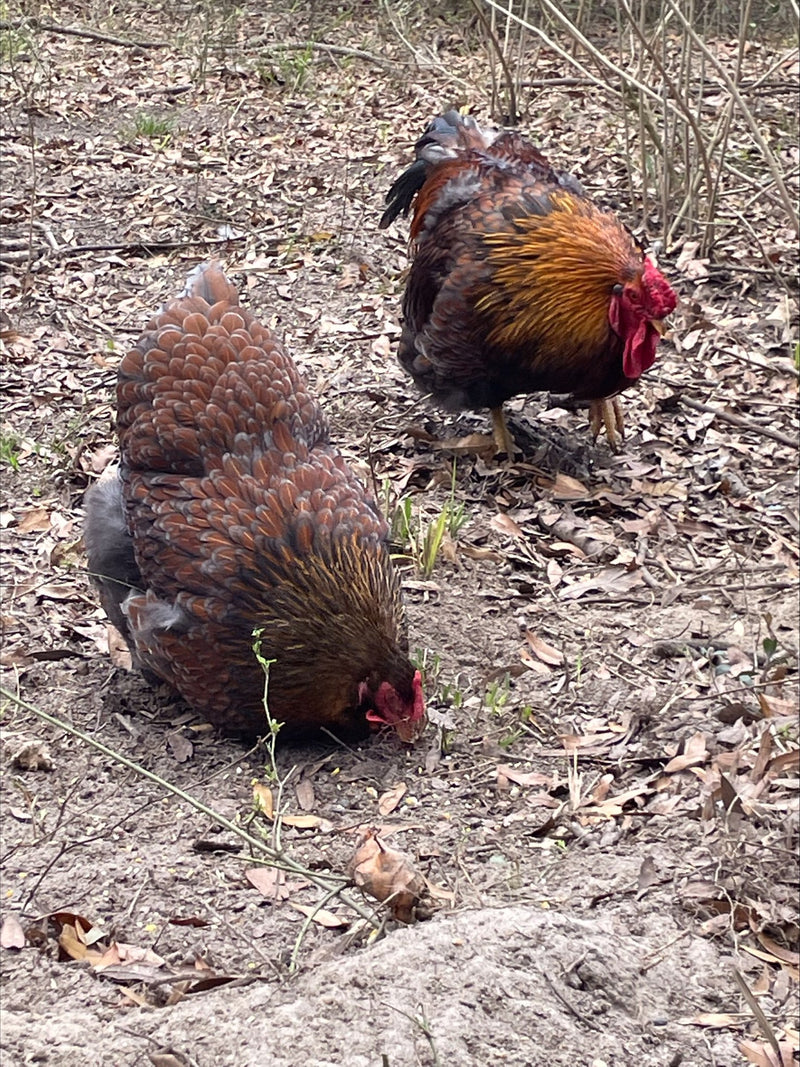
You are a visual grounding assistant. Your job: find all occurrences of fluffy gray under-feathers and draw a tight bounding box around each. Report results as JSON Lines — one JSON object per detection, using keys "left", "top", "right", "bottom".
{"left": 83, "top": 465, "right": 140, "bottom": 638}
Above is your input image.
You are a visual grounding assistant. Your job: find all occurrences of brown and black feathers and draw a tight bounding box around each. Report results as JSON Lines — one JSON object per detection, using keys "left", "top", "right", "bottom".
{"left": 84, "top": 264, "right": 425, "bottom": 740}
{"left": 381, "top": 111, "right": 676, "bottom": 450}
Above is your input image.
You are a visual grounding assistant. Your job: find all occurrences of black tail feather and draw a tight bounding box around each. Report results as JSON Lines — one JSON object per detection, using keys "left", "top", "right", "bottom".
{"left": 379, "top": 159, "right": 429, "bottom": 229}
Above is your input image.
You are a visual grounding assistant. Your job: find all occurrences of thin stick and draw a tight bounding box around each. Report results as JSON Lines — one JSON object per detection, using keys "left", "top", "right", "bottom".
{"left": 469, "top": 0, "right": 518, "bottom": 123}
{"left": 248, "top": 40, "right": 398, "bottom": 73}
{"left": 0, "top": 18, "right": 168, "bottom": 48}
{"left": 0, "top": 685, "right": 380, "bottom": 926}
{"left": 54, "top": 237, "right": 246, "bottom": 257}
{"left": 732, "top": 967, "right": 784, "bottom": 1063}
{"left": 672, "top": 394, "right": 797, "bottom": 448}
{"left": 662, "top": 0, "right": 798, "bottom": 231}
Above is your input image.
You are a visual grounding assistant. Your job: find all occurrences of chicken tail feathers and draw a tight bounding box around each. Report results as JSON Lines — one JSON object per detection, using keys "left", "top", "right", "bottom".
{"left": 381, "top": 110, "right": 584, "bottom": 233}
{"left": 380, "top": 159, "right": 428, "bottom": 228}
{"left": 379, "top": 111, "right": 495, "bottom": 230}
{"left": 182, "top": 261, "right": 239, "bottom": 306}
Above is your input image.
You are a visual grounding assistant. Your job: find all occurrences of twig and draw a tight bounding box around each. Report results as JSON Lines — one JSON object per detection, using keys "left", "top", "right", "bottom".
{"left": 247, "top": 39, "right": 398, "bottom": 73}
{"left": 662, "top": 0, "right": 798, "bottom": 232}
{"left": 670, "top": 393, "right": 797, "bottom": 448}
{"left": 732, "top": 967, "right": 784, "bottom": 1063}
{"left": 469, "top": 0, "right": 518, "bottom": 123}
{"left": 382, "top": 1003, "right": 443, "bottom": 1066}
{"left": 54, "top": 237, "right": 245, "bottom": 257}
{"left": 653, "top": 638, "right": 769, "bottom": 667}
{"left": 0, "top": 685, "right": 380, "bottom": 927}
{"left": 0, "top": 18, "right": 168, "bottom": 49}
{"left": 543, "top": 973, "right": 601, "bottom": 1031}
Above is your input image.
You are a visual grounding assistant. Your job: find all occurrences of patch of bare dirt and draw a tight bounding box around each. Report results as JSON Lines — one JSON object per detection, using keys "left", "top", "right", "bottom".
{"left": 1, "top": 2, "right": 798, "bottom": 1066}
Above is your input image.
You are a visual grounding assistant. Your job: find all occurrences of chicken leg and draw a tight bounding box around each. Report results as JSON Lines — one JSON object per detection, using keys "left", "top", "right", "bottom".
{"left": 491, "top": 405, "right": 517, "bottom": 458}
{"left": 588, "top": 397, "right": 625, "bottom": 452}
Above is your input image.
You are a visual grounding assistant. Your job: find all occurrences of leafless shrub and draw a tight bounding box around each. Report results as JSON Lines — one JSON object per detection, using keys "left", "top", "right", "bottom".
{"left": 465, "top": 0, "right": 799, "bottom": 250}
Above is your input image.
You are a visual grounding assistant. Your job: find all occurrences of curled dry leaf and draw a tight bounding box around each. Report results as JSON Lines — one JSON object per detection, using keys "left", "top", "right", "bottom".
{"left": 525, "top": 630, "right": 564, "bottom": 666}
{"left": 252, "top": 782, "right": 274, "bottom": 818}
{"left": 288, "top": 903, "right": 347, "bottom": 928}
{"left": 348, "top": 828, "right": 425, "bottom": 923}
{"left": 1, "top": 914, "right": 26, "bottom": 950}
{"left": 664, "top": 731, "right": 708, "bottom": 773}
{"left": 295, "top": 777, "right": 315, "bottom": 811}
{"left": 377, "top": 782, "right": 407, "bottom": 816}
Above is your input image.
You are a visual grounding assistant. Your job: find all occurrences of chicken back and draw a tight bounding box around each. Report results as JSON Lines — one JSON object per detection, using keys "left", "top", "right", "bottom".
{"left": 84, "top": 264, "right": 425, "bottom": 741}
{"left": 380, "top": 110, "right": 677, "bottom": 451}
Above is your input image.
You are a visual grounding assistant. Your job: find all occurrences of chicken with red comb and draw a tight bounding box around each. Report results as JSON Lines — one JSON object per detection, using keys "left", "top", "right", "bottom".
{"left": 84, "top": 263, "right": 425, "bottom": 742}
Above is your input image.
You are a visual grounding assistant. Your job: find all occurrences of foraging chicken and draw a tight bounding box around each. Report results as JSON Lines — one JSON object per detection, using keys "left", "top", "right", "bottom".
{"left": 84, "top": 264, "right": 425, "bottom": 741}
{"left": 380, "top": 111, "right": 677, "bottom": 453}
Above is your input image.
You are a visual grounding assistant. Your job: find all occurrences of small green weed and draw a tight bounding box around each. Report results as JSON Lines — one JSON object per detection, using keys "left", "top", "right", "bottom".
{"left": 258, "top": 45, "right": 314, "bottom": 92}
{"left": 252, "top": 629, "right": 282, "bottom": 767}
{"left": 121, "top": 112, "right": 175, "bottom": 147}
{"left": 0, "top": 21, "right": 28, "bottom": 63}
{"left": 0, "top": 431, "right": 21, "bottom": 471}
{"left": 484, "top": 673, "right": 511, "bottom": 716}
{"left": 385, "top": 464, "right": 468, "bottom": 579}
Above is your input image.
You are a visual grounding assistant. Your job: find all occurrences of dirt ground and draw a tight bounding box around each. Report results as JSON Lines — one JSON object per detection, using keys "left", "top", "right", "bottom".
{"left": 1, "top": 2, "right": 798, "bottom": 1065}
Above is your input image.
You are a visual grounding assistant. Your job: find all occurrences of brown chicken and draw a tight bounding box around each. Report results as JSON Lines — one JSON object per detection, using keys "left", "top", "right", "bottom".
{"left": 84, "top": 264, "right": 425, "bottom": 742}
{"left": 380, "top": 111, "right": 677, "bottom": 453}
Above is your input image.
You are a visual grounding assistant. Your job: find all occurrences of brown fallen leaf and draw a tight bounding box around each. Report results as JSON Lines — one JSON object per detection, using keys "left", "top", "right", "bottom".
{"left": 280, "top": 813, "right": 335, "bottom": 832}
{"left": 524, "top": 631, "right": 564, "bottom": 666}
{"left": 437, "top": 432, "right": 497, "bottom": 457}
{"left": 558, "top": 566, "right": 644, "bottom": 601}
{"left": 664, "top": 731, "right": 708, "bottom": 773}
{"left": 252, "top": 782, "right": 274, "bottom": 818}
{"left": 538, "top": 472, "right": 590, "bottom": 500}
{"left": 755, "top": 932, "right": 800, "bottom": 968}
{"left": 288, "top": 903, "right": 348, "bottom": 928}
{"left": 166, "top": 731, "right": 193, "bottom": 763}
{"left": 739, "top": 1039, "right": 796, "bottom": 1067}
{"left": 16, "top": 508, "right": 52, "bottom": 534}
{"left": 245, "top": 867, "right": 309, "bottom": 901}
{"left": 58, "top": 922, "right": 91, "bottom": 962}
{"left": 491, "top": 512, "right": 524, "bottom": 538}
{"left": 348, "top": 828, "right": 425, "bottom": 923}
{"left": 496, "top": 764, "right": 554, "bottom": 789}
{"left": 92, "top": 941, "right": 166, "bottom": 972}
{"left": 635, "top": 855, "right": 659, "bottom": 900}
{"left": 1, "top": 914, "right": 26, "bottom": 950}
{"left": 378, "top": 782, "right": 407, "bottom": 816}
{"left": 295, "top": 777, "right": 315, "bottom": 812}
{"left": 679, "top": 1012, "right": 746, "bottom": 1028}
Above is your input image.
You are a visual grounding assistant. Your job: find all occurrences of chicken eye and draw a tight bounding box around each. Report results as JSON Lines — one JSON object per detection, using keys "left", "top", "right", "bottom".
{"left": 611, "top": 283, "right": 624, "bottom": 296}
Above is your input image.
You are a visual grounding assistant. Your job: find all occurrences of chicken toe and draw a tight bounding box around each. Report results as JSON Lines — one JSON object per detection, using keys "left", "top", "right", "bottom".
{"left": 491, "top": 406, "right": 517, "bottom": 458}
{"left": 588, "top": 397, "right": 625, "bottom": 452}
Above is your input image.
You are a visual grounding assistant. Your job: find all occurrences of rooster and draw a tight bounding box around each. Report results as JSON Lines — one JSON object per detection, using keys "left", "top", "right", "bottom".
{"left": 380, "top": 110, "right": 677, "bottom": 454}
{"left": 84, "top": 264, "right": 425, "bottom": 742}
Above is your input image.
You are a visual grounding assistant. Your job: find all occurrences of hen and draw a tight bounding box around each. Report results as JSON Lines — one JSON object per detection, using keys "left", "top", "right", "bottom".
{"left": 84, "top": 264, "right": 425, "bottom": 742}
{"left": 380, "top": 110, "right": 677, "bottom": 453}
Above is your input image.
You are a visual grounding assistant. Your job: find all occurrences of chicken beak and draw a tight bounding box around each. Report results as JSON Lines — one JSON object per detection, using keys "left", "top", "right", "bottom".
{"left": 394, "top": 713, "right": 426, "bottom": 743}
{"left": 650, "top": 318, "right": 668, "bottom": 337}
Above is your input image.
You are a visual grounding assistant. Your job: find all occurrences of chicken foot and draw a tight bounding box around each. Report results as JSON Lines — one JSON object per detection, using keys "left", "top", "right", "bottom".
{"left": 588, "top": 397, "right": 625, "bottom": 452}
{"left": 490, "top": 406, "right": 517, "bottom": 458}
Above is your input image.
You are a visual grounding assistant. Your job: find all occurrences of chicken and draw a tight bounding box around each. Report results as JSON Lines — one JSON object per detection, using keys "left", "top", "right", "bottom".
{"left": 380, "top": 110, "right": 677, "bottom": 454}
{"left": 84, "top": 264, "right": 425, "bottom": 742}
